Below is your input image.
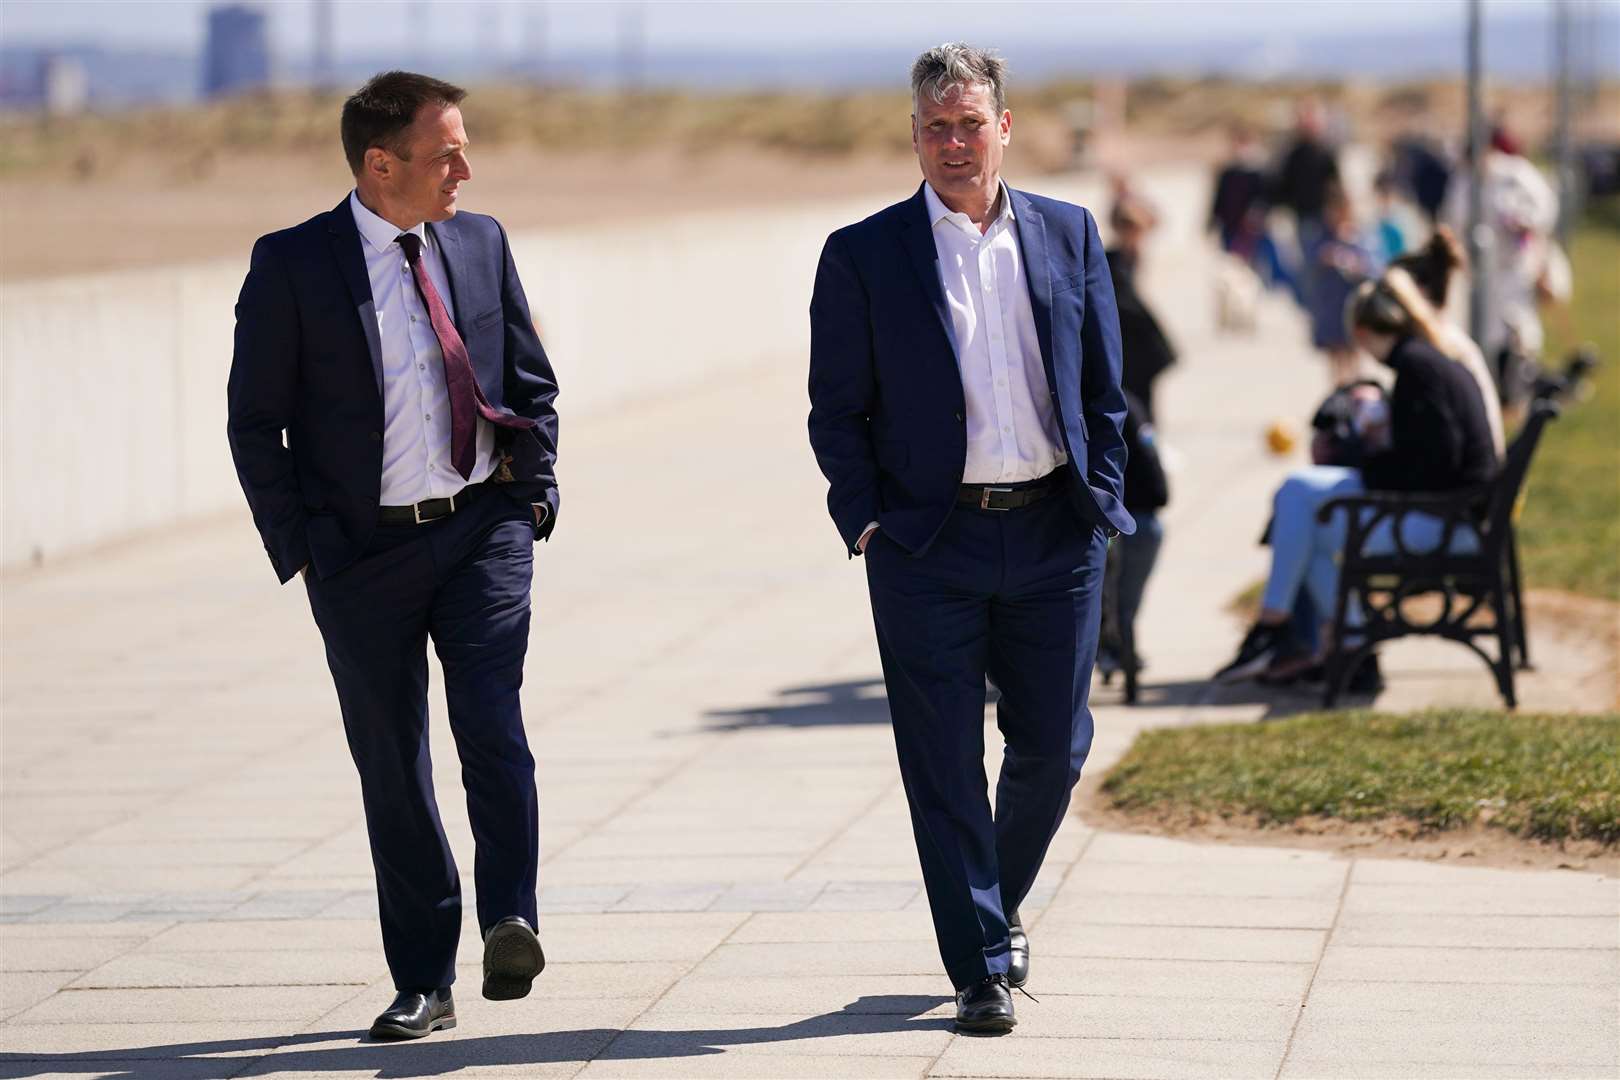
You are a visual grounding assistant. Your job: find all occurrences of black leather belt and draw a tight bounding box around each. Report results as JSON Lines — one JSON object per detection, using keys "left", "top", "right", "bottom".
{"left": 957, "top": 471, "right": 1064, "bottom": 511}
{"left": 378, "top": 481, "right": 489, "bottom": 526}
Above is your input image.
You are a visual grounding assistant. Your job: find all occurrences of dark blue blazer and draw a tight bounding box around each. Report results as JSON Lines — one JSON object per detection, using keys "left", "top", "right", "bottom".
{"left": 808, "top": 184, "right": 1134, "bottom": 556}
{"left": 227, "top": 198, "right": 560, "bottom": 583}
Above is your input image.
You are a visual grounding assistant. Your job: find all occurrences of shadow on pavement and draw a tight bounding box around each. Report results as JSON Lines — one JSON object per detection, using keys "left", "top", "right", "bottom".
{"left": 0, "top": 995, "right": 953, "bottom": 1078}
{"left": 703, "top": 677, "right": 892, "bottom": 730}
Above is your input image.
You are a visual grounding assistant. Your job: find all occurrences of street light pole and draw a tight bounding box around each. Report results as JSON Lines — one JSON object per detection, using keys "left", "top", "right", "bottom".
{"left": 1466, "top": 0, "right": 1490, "bottom": 355}
{"left": 1553, "top": 0, "right": 1577, "bottom": 245}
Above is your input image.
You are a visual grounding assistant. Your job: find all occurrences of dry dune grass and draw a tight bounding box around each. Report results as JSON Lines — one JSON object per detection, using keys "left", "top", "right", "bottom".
{"left": 1, "top": 77, "right": 1613, "bottom": 280}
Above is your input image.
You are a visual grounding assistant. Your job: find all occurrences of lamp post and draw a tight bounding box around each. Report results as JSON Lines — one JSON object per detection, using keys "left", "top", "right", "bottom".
{"left": 1465, "top": 0, "right": 1490, "bottom": 354}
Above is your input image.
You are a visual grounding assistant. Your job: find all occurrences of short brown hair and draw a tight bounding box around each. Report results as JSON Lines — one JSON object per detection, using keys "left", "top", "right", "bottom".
{"left": 340, "top": 70, "right": 466, "bottom": 175}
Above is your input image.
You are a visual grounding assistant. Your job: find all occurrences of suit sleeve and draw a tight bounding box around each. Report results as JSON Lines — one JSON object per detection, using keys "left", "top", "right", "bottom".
{"left": 1078, "top": 208, "right": 1131, "bottom": 520}
{"left": 807, "top": 231, "right": 882, "bottom": 555}
{"left": 495, "top": 220, "right": 561, "bottom": 540}
{"left": 226, "top": 237, "right": 310, "bottom": 584}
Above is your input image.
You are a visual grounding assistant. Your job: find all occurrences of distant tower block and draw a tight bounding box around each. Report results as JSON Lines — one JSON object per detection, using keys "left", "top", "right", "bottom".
{"left": 313, "top": 0, "right": 335, "bottom": 90}
{"left": 203, "top": 4, "right": 271, "bottom": 98}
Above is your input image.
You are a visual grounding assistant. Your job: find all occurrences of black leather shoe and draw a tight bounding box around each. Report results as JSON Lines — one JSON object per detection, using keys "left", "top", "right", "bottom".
{"left": 1008, "top": 920, "right": 1030, "bottom": 989}
{"left": 368, "top": 988, "right": 455, "bottom": 1040}
{"left": 955, "top": 972, "right": 1016, "bottom": 1035}
{"left": 483, "top": 915, "right": 545, "bottom": 1001}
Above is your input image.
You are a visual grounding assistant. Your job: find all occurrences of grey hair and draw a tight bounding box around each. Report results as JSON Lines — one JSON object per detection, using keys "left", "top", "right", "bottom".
{"left": 910, "top": 43, "right": 1007, "bottom": 115}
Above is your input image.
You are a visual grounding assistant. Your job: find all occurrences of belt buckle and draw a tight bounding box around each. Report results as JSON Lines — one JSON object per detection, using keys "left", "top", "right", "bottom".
{"left": 412, "top": 492, "right": 456, "bottom": 525}
{"left": 980, "top": 486, "right": 1013, "bottom": 511}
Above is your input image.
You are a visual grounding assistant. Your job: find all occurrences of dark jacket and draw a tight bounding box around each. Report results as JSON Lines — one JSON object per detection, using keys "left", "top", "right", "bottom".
{"left": 227, "top": 199, "right": 560, "bottom": 583}
{"left": 1121, "top": 390, "right": 1169, "bottom": 513}
{"left": 808, "top": 183, "right": 1134, "bottom": 556}
{"left": 1361, "top": 335, "right": 1497, "bottom": 493}
{"left": 1272, "top": 138, "right": 1341, "bottom": 221}
{"left": 1106, "top": 248, "right": 1176, "bottom": 424}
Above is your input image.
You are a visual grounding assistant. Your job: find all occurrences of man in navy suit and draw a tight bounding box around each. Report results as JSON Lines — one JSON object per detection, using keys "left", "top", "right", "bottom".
{"left": 808, "top": 44, "right": 1132, "bottom": 1034}
{"left": 227, "top": 72, "right": 556, "bottom": 1039}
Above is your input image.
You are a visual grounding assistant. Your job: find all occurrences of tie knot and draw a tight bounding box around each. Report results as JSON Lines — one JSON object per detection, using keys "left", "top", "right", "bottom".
{"left": 395, "top": 232, "right": 422, "bottom": 264}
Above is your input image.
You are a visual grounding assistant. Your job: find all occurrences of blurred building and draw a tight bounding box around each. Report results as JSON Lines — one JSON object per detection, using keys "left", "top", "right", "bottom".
{"left": 40, "top": 54, "right": 90, "bottom": 116}
{"left": 202, "top": 4, "right": 270, "bottom": 98}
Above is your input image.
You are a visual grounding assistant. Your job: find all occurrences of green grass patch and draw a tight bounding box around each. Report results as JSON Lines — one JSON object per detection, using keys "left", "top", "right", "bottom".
{"left": 1518, "top": 199, "right": 1620, "bottom": 601}
{"left": 1101, "top": 708, "right": 1620, "bottom": 844}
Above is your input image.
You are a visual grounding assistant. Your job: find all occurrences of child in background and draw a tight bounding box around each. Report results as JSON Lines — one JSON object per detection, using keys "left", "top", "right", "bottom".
{"left": 1309, "top": 183, "right": 1382, "bottom": 387}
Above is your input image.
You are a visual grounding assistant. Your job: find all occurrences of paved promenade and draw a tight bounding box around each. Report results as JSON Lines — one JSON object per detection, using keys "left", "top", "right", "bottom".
{"left": 3, "top": 170, "right": 1616, "bottom": 1079}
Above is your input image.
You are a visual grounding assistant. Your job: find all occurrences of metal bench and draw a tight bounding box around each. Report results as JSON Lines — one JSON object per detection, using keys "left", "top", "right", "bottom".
{"left": 1316, "top": 349, "right": 1596, "bottom": 708}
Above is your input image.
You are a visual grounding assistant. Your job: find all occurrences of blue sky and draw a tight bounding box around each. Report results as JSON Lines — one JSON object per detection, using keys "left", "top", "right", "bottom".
{"left": 0, "top": 0, "right": 1550, "bottom": 55}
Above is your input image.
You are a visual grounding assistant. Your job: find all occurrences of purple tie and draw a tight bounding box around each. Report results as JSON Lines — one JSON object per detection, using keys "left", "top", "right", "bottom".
{"left": 396, "top": 232, "right": 534, "bottom": 480}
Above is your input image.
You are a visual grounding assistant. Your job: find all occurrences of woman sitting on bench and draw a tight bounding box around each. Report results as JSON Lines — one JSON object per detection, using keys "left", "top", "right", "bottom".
{"left": 1214, "top": 267, "right": 1499, "bottom": 686}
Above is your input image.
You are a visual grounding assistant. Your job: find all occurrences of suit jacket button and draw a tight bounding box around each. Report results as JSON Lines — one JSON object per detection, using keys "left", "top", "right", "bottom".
{"left": 954, "top": 412, "right": 964, "bottom": 422}
{"left": 369, "top": 431, "right": 381, "bottom": 441}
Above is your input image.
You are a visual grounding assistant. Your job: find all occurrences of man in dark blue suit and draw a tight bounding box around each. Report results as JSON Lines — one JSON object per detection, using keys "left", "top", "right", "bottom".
{"left": 808, "top": 44, "right": 1132, "bottom": 1034}
{"left": 227, "top": 72, "right": 556, "bottom": 1039}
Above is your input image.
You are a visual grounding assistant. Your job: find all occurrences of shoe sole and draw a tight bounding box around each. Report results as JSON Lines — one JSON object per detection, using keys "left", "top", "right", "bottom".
{"left": 1214, "top": 652, "right": 1275, "bottom": 684}
{"left": 483, "top": 923, "right": 546, "bottom": 1001}
{"left": 954, "top": 1015, "right": 1017, "bottom": 1035}
{"left": 368, "top": 1015, "right": 456, "bottom": 1040}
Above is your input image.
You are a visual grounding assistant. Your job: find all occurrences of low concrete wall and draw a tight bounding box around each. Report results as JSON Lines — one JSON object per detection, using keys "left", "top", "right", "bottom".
{"left": 0, "top": 198, "right": 880, "bottom": 569}
{"left": 1, "top": 175, "right": 1135, "bottom": 571}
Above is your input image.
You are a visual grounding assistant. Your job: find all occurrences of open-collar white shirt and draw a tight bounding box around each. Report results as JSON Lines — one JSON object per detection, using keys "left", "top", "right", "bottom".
{"left": 349, "top": 190, "right": 494, "bottom": 506}
{"left": 923, "top": 179, "right": 1067, "bottom": 485}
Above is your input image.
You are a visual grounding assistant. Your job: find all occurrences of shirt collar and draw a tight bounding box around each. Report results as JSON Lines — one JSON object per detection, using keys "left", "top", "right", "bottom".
{"left": 923, "top": 179, "right": 1015, "bottom": 234}
{"left": 349, "top": 190, "right": 428, "bottom": 256}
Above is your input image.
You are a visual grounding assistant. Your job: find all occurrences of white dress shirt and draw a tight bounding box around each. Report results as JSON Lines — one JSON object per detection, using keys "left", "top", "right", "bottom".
{"left": 349, "top": 191, "right": 495, "bottom": 506}
{"left": 924, "top": 180, "right": 1067, "bottom": 484}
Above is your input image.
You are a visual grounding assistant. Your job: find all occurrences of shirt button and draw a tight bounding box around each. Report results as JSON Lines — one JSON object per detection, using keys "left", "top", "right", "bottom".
{"left": 1002, "top": 425, "right": 1012, "bottom": 433}
{"left": 418, "top": 363, "right": 425, "bottom": 371}
{"left": 996, "top": 378, "right": 1006, "bottom": 387}
{"left": 428, "top": 464, "right": 436, "bottom": 471}
{"left": 424, "top": 413, "right": 431, "bottom": 421}
{"left": 982, "top": 281, "right": 993, "bottom": 294}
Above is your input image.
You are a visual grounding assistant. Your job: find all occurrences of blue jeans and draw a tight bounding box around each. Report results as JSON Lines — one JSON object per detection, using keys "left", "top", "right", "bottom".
{"left": 1260, "top": 466, "right": 1480, "bottom": 630}
{"left": 1115, "top": 512, "right": 1164, "bottom": 641}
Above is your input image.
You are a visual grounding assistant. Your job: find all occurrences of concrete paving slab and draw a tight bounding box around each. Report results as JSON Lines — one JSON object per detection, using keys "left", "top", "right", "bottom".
{"left": 692, "top": 941, "right": 943, "bottom": 979}
{"left": 1081, "top": 832, "right": 1343, "bottom": 866}
{"left": 1035, "top": 924, "right": 1325, "bottom": 963}
{"left": 0, "top": 1021, "right": 291, "bottom": 1058}
{"left": 643, "top": 975, "right": 948, "bottom": 1019}
{"left": 613, "top": 1010, "right": 956, "bottom": 1057}
{"left": 578, "top": 1053, "right": 934, "bottom": 1078}
{"left": 1037, "top": 893, "right": 1340, "bottom": 930}
{"left": 0, "top": 974, "right": 73, "bottom": 1022}
{"left": 1069, "top": 860, "right": 1348, "bottom": 900}
{"left": 66, "top": 949, "right": 381, "bottom": 989}
{"left": 1314, "top": 944, "right": 1620, "bottom": 985}
{"left": 1031, "top": 957, "right": 1314, "bottom": 1001}
{"left": 932, "top": 1035, "right": 1285, "bottom": 1079}
{"left": 728, "top": 912, "right": 938, "bottom": 945}
{"left": 9, "top": 984, "right": 362, "bottom": 1026}
{"left": 998, "top": 994, "right": 1299, "bottom": 1042}
{"left": 1341, "top": 882, "right": 1620, "bottom": 917}
{"left": 0, "top": 936, "right": 147, "bottom": 972}
{"left": 1331, "top": 912, "right": 1619, "bottom": 949}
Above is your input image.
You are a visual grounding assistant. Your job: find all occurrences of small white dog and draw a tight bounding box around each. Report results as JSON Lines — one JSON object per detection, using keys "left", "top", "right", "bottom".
{"left": 1213, "top": 252, "right": 1262, "bottom": 334}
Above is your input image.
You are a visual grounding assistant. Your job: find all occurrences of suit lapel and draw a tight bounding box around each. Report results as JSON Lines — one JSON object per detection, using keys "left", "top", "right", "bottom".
{"left": 325, "top": 199, "right": 385, "bottom": 395}
{"left": 897, "top": 185, "right": 956, "bottom": 359}
{"left": 427, "top": 219, "right": 471, "bottom": 340}
{"left": 1010, "top": 188, "right": 1059, "bottom": 394}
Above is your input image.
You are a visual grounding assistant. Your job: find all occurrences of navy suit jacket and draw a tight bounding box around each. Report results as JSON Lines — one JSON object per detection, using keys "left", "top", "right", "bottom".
{"left": 808, "top": 183, "right": 1134, "bottom": 556}
{"left": 227, "top": 198, "right": 560, "bottom": 584}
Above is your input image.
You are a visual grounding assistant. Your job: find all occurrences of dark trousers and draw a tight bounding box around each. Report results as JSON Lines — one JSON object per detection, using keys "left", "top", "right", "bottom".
{"left": 304, "top": 490, "right": 540, "bottom": 992}
{"left": 864, "top": 494, "right": 1107, "bottom": 990}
